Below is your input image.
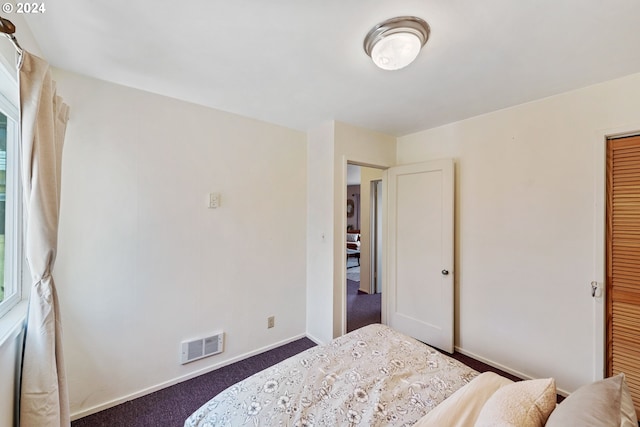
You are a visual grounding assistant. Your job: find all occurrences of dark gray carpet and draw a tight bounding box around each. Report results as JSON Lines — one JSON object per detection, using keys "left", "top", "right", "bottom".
{"left": 346, "top": 279, "right": 381, "bottom": 333}
{"left": 71, "top": 337, "right": 316, "bottom": 427}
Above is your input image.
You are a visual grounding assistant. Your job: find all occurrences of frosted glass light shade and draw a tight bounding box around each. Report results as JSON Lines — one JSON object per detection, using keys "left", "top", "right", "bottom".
{"left": 363, "top": 16, "right": 430, "bottom": 71}
{"left": 371, "top": 32, "right": 422, "bottom": 70}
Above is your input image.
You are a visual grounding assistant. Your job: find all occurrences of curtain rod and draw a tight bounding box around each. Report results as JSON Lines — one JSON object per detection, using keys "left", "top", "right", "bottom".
{"left": 0, "top": 15, "right": 24, "bottom": 54}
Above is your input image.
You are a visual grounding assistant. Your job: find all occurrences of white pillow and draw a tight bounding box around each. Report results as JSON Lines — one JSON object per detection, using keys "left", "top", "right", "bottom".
{"left": 545, "top": 373, "right": 637, "bottom": 427}
{"left": 413, "top": 372, "right": 513, "bottom": 427}
{"left": 346, "top": 233, "right": 359, "bottom": 243}
{"left": 474, "top": 378, "right": 556, "bottom": 427}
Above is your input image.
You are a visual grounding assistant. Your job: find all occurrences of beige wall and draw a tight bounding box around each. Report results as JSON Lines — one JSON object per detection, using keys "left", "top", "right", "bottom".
{"left": 306, "top": 121, "right": 335, "bottom": 344}
{"left": 397, "top": 72, "right": 640, "bottom": 393}
{"left": 52, "top": 69, "right": 308, "bottom": 418}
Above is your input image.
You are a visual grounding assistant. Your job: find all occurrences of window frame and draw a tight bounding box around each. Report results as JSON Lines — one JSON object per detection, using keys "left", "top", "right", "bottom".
{"left": 0, "top": 54, "right": 23, "bottom": 320}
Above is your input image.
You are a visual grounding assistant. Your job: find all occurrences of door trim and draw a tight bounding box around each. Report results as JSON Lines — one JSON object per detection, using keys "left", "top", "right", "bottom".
{"left": 369, "top": 179, "right": 382, "bottom": 295}
{"left": 340, "top": 158, "right": 389, "bottom": 337}
{"left": 594, "top": 125, "right": 640, "bottom": 381}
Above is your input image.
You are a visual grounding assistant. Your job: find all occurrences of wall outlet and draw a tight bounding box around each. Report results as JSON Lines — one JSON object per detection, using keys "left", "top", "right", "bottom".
{"left": 267, "top": 316, "right": 275, "bottom": 329}
{"left": 208, "top": 192, "right": 221, "bottom": 209}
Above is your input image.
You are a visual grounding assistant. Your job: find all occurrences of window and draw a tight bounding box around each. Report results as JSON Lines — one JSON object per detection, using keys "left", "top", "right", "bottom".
{"left": 0, "top": 57, "right": 22, "bottom": 319}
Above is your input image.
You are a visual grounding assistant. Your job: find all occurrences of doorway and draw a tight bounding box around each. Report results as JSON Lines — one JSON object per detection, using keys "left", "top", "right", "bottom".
{"left": 346, "top": 164, "right": 382, "bottom": 333}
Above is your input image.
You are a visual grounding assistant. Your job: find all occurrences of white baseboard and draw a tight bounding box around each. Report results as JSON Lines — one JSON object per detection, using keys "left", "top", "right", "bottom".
{"left": 304, "top": 332, "right": 325, "bottom": 346}
{"left": 454, "top": 346, "right": 570, "bottom": 397}
{"left": 70, "top": 333, "right": 308, "bottom": 421}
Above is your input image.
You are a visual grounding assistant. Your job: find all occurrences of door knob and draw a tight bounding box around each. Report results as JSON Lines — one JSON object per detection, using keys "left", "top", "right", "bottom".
{"left": 441, "top": 269, "right": 449, "bottom": 275}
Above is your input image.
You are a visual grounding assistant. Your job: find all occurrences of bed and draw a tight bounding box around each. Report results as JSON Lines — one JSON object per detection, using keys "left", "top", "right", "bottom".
{"left": 185, "top": 324, "right": 638, "bottom": 427}
{"left": 185, "top": 324, "right": 477, "bottom": 426}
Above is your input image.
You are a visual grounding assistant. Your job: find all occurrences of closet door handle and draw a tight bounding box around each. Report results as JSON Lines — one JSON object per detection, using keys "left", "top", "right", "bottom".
{"left": 441, "top": 269, "right": 449, "bottom": 275}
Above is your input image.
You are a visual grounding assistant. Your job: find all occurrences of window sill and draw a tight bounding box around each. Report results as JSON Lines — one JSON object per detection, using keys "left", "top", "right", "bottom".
{"left": 0, "top": 299, "right": 27, "bottom": 348}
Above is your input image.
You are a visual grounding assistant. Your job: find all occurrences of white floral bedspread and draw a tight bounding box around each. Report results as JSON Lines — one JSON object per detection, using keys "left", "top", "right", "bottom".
{"left": 185, "top": 324, "right": 478, "bottom": 427}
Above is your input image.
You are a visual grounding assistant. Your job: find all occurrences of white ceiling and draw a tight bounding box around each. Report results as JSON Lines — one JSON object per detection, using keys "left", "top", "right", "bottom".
{"left": 22, "top": 0, "right": 640, "bottom": 136}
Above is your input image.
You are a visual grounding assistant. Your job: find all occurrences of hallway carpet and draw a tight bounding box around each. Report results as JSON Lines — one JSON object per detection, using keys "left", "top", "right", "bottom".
{"left": 346, "top": 279, "right": 381, "bottom": 333}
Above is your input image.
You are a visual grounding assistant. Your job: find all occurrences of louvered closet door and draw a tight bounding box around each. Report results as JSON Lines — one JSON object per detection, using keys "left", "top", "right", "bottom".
{"left": 607, "top": 134, "right": 640, "bottom": 418}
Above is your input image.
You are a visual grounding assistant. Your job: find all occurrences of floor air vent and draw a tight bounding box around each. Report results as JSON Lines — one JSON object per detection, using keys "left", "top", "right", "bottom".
{"left": 181, "top": 332, "right": 224, "bottom": 364}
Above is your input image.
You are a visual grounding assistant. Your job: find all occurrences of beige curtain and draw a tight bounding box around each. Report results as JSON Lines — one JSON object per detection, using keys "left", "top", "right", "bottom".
{"left": 18, "top": 51, "right": 70, "bottom": 426}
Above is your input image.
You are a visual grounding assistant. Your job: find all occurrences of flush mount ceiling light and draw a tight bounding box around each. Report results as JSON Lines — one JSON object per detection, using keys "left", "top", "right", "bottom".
{"left": 363, "top": 16, "right": 430, "bottom": 71}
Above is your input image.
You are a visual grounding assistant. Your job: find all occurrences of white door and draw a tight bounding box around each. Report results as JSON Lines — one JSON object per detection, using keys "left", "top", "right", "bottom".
{"left": 386, "top": 159, "right": 454, "bottom": 352}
